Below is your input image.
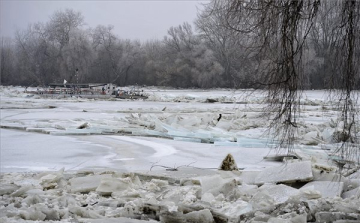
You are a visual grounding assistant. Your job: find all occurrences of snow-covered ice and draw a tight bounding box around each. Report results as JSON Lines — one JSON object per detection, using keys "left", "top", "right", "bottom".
{"left": 301, "top": 181, "right": 344, "bottom": 198}
{"left": 254, "top": 161, "right": 313, "bottom": 184}
{"left": 1, "top": 86, "right": 359, "bottom": 222}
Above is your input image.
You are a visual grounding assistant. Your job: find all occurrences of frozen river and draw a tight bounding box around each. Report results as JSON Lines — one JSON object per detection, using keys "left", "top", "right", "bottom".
{"left": 0, "top": 87, "right": 280, "bottom": 173}
{"left": 1, "top": 128, "right": 280, "bottom": 172}
{"left": 0, "top": 86, "right": 352, "bottom": 173}
{"left": 1, "top": 86, "right": 359, "bottom": 223}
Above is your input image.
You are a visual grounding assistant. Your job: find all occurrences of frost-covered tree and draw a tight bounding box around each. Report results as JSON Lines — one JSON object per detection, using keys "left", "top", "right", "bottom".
{"left": 142, "top": 40, "right": 167, "bottom": 86}
{"left": 90, "top": 25, "right": 141, "bottom": 86}
{"left": 116, "top": 39, "right": 141, "bottom": 86}
{"left": 13, "top": 9, "right": 89, "bottom": 85}
{"left": 46, "top": 9, "right": 84, "bottom": 50}
{"left": 90, "top": 25, "right": 121, "bottom": 83}
{"left": 61, "top": 29, "right": 93, "bottom": 83}
{"left": 162, "top": 22, "right": 224, "bottom": 88}
{"left": 195, "top": 1, "right": 253, "bottom": 88}
{"left": 15, "top": 23, "right": 57, "bottom": 85}
{"left": 46, "top": 9, "right": 85, "bottom": 82}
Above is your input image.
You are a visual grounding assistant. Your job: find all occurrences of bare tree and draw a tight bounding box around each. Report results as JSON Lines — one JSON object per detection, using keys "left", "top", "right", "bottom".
{"left": 307, "top": 1, "right": 340, "bottom": 89}
{"left": 0, "top": 38, "right": 16, "bottom": 85}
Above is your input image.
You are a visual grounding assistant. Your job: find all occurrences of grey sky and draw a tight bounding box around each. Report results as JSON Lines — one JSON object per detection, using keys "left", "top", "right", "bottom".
{"left": 1, "top": 0, "right": 209, "bottom": 41}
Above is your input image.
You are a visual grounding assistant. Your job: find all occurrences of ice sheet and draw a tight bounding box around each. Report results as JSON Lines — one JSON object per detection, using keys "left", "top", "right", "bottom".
{"left": 0, "top": 129, "right": 117, "bottom": 172}
{"left": 1, "top": 86, "right": 358, "bottom": 173}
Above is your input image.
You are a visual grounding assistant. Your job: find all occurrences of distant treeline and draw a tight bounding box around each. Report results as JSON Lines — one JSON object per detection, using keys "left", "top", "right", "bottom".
{"left": 1, "top": 1, "right": 359, "bottom": 89}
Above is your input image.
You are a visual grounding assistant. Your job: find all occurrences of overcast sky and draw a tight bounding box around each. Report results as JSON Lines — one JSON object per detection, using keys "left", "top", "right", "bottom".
{"left": 1, "top": 0, "right": 209, "bottom": 41}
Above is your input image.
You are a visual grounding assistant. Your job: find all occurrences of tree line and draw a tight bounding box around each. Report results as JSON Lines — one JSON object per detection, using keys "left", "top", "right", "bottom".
{"left": 0, "top": 1, "right": 359, "bottom": 90}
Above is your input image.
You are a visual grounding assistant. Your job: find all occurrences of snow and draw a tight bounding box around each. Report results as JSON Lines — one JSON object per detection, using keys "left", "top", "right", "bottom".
{"left": 1, "top": 86, "right": 360, "bottom": 222}
{"left": 1, "top": 129, "right": 116, "bottom": 172}
{"left": 108, "top": 136, "right": 177, "bottom": 158}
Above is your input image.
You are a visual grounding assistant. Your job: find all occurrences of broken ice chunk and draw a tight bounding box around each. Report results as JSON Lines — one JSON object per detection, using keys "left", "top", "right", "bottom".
{"left": 50, "top": 130, "right": 91, "bottom": 136}
{"left": 40, "top": 170, "right": 64, "bottom": 190}
{"left": 342, "top": 187, "right": 360, "bottom": 199}
{"left": 249, "top": 190, "right": 276, "bottom": 212}
{"left": 198, "top": 174, "right": 238, "bottom": 199}
{"left": 218, "top": 200, "right": 252, "bottom": 221}
{"left": 201, "top": 192, "right": 216, "bottom": 203}
{"left": 11, "top": 185, "right": 34, "bottom": 197}
{"left": 298, "top": 186, "right": 322, "bottom": 199}
{"left": 302, "top": 131, "right": 320, "bottom": 145}
{"left": 259, "top": 184, "right": 299, "bottom": 204}
{"left": 214, "top": 141, "right": 238, "bottom": 146}
{"left": 301, "top": 181, "right": 344, "bottom": 198}
{"left": 69, "top": 174, "right": 112, "bottom": 193}
{"left": 23, "top": 194, "right": 44, "bottom": 206}
{"left": 19, "top": 207, "right": 47, "bottom": 221}
{"left": 199, "top": 175, "right": 225, "bottom": 194}
{"left": 238, "top": 171, "right": 261, "bottom": 185}
{"left": 268, "top": 213, "right": 307, "bottom": 223}
{"left": 132, "top": 129, "right": 168, "bottom": 138}
{"left": 0, "top": 184, "right": 20, "bottom": 196}
{"left": 184, "top": 209, "right": 214, "bottom": 223}
{"left": 173, "top": 137, "right": 202, "bottom": 143}
{"left": 96, "top": 177, "right": 134, "bottom": 196}
{"left": 26, "top": 127, "right": 47, "bottom": 133}
{"left": 0, "top": 124, "right": 27, "bottom": 130}
{"left": 315, "top": 212, "right": 360, "bottom": 223}
{"left": 255, "top": 161, "right": 313, "bottom": 185}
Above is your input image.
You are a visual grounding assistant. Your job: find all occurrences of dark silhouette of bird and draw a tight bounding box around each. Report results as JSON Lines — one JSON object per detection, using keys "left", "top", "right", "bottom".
{"left": 217, "top": 114, "right": 222, "bottom": 122}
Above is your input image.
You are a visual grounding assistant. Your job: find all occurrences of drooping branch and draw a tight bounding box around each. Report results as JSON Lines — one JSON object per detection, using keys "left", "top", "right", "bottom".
{"left": 216, "top": 0, "right": 320, "bottom": 153}
{"left": 328, "top": 0, "right": 360, "bottom": 166}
